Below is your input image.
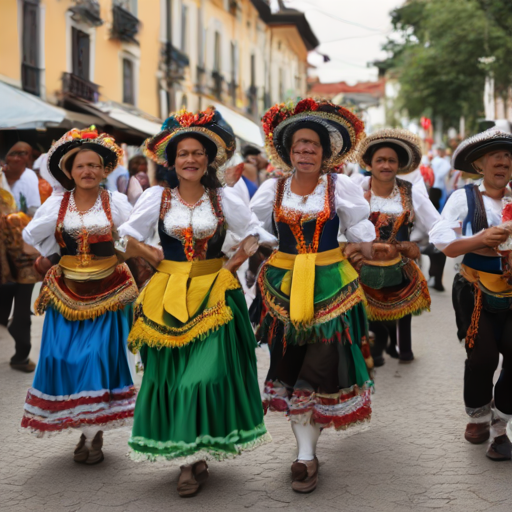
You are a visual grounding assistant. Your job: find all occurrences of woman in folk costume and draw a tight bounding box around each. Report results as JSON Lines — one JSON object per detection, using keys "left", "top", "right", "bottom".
{"left": 117, "top": 109, "right": 274, "bottom": 497}
{"left": 21, "top": 128, "right": 140, "bottom": 464}
{"left": 351, "top": 130, "right": 440, "bottom": 366}
{"left": 250, "top": 99, "right": 375, "bottom": 493}
{"left": 430, "top": 129, "right": 512, "bottom": 460}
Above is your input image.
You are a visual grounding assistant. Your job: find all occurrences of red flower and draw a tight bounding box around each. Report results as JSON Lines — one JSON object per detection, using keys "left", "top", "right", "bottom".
{"left": 294, "top": 98, "right": 319, "bottom": 114}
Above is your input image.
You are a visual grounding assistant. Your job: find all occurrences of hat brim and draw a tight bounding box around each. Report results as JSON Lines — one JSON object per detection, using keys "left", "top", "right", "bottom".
{"left": 454, "top": 139, "right": 512, "bottom": 174}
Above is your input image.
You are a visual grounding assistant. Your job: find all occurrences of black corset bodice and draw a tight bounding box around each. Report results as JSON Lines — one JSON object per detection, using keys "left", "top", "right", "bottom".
{"left": 60, "top": 231, "right": 115, "bottom": 257}
{"left": 369, "top": 211, "right": 412, "bottom": 243}
{"left": 273, "top": 214, "right": 340, "bottom": 255}
{"left": 157, "top": 220, "right": 226, "bottom": 262}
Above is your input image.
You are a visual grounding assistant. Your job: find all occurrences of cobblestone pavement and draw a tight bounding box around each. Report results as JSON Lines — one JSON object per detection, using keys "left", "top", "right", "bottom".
{"left": 1, "top": 260, "right": 511, "bottom": 512}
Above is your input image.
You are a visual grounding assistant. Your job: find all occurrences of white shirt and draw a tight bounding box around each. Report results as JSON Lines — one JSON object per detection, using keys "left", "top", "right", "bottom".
{"left": 23, "top": 191, "right": 132, "bottom": 257}
{"left": 431, "top": 156, "right": 451, "bottom": 190}
{"left": 118, "top": 185, "right": 276, "bottom": 252}
{"left": 356, "top": 176, "right": 441, "bottom": 243}
{"left": 250, "top": 174, "right": 376, "bottom": 243}
{"left": 105, "top": 165, "right": 129, "bottom": 193}
{"left": 429, "top": 183, "right": 509, "bottom": 250}
{"left": 7, "top": 168, "right": 41, "bottom": 213}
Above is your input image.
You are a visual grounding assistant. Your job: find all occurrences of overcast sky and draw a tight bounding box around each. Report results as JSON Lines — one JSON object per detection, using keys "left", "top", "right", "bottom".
{"left": 282, "top": 0, "right": 404, "bottom": 85}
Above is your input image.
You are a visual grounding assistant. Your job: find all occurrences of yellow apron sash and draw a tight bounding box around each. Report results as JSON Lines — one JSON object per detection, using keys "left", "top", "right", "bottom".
{"left": 143, "top": 258, "right": 225, "bottom": 324}
{"left": 461, "top": 264, "right": 512, "bottom": 295}
{"left": 268, "top": 247, "right": 351, "bottom": 324}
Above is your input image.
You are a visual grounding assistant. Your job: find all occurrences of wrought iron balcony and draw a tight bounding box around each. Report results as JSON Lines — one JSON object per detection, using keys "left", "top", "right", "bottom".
{"left": 62, "top": 72, "right": 99, "bottom": 103}
{"left": 212, "top": 71, "right": 224, "bottom": 100}
{"left": 22, "top": 63, "right": 40, "bottom": 97}
{"left": 112, "top": 5, "right": 139, "bottom": 44}
{"left": 161, "top": 43, "right": 190, "bottom": 84}
{"left": 69, "top": 0, "right": 103, "bottom": 27}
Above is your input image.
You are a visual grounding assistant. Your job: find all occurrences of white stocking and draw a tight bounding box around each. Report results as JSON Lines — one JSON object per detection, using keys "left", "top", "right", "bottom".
{"left": 291, "top": 421, "right": 321, "bottom": 461}
{"left": 81, "top": 426, "right": 99, "bottom": 449}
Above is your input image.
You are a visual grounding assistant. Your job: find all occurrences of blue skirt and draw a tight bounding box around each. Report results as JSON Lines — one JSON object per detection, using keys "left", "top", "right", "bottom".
{"left": 21, "top": 306, "right": 136, "bottom": 435}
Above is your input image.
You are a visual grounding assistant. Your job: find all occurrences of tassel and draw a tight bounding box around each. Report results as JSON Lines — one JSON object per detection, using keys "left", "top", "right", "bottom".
{"left": 466, "top": 285, "right": 482, "bottom": 349}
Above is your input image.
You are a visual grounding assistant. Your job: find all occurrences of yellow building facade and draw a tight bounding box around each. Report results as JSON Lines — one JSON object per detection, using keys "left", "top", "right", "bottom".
{"left": 0, "top": 0, "right": 317, "bottom": 146}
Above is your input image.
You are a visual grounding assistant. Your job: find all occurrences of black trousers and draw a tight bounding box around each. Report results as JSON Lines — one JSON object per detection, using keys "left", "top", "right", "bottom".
{"left": 0, "top": 283, "right": 34, "bottom": 363}
{"left": 428, "top": 251, "right": 446, "bottom": 287}
{"left": 464, "top": 307, "right": 512, "bottom": 414}
{"left": 369, "top": 315, "right": 413, "bottom": 359}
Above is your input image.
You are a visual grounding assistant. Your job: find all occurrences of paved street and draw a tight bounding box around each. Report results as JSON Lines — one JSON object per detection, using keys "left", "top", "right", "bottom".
{"left": 1, "top": 259, "right": 511, "bottom": 512}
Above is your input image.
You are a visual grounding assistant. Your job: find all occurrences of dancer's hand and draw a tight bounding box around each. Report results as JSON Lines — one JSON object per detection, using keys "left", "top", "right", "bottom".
{"left": 224, "top": 163, "right": 245, "bottom": 187}
{"left": 479, "top": 227, "right": 509, "bottom": 248}
{"left": 371, "top": 242, "right": 399, "bottom": 261}
{"left": 397, "top": 241, "right": 420, "bottom": 260}
{"left": 223, "top": 235, "right": 259, "bottom": 273}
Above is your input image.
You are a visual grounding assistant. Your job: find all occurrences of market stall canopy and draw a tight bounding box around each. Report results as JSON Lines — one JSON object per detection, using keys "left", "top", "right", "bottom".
{"left": 105, "top": 105, "right": 162, "bottom": 136}
{"left": 212, "top": 102, "right": 264, "bottom": 147}
{"left": 0, "top": 82, "right": 64, "bottom": 129}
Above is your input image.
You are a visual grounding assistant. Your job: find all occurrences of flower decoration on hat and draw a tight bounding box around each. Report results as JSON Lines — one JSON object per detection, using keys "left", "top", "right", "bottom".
{"left": 357, "top": 128, "right": 422, "bottom": 175}
{"left": 261, "top": 98, "right": 365, "bottom": 172}
{"left": 47, "top": 126, "right": 123, "bottom": 191}
{"left": 143, "top": 108, "right": 236, "bottom": 173}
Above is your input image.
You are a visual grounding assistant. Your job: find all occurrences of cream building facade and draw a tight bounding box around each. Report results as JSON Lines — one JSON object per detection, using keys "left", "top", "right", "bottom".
{"left": 0, "top": 0, "right": 317, "bottom": 148}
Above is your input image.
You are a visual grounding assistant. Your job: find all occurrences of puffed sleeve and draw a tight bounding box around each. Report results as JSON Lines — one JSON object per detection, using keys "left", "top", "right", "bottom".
{"left": 250, "top": 178, "right": 277, "bottom": 234}
{"left": 110, "top": 191, "right": 132, "bottom": 228}
{"left": 117, "top": 186, "right": 163, "bottom": 243}
{"left": 22, "top": 192, "right": 63, "bottom": 256}
{"left": 221, "top": 186, "right": 277, "bottom": 247}
{"left": 335, "top": 174, "right": 375, "bottom": 243}
{"left": 410, "top": 185, "right": 441, "bottom": 242}
{"left": 429, "top": 189, "right": 468, "bottom": 250}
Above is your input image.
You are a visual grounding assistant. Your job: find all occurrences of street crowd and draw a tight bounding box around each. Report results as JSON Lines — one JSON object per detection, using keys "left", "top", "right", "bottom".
{"left": 2, "top": 99, "right": 512, "bottom": 497}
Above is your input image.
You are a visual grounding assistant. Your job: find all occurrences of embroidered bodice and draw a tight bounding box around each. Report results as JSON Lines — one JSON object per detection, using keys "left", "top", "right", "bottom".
{"left": 368, "top": 178, "right": 414, "bottom": 243}
{"left": 56, "top": 190, "right": 115, "bottom": 257}
{"left": 273, "top": 174, "right": 340, "bottom": 255}
{"left": 158, "top": 187, "right": 226, "bottom": 262}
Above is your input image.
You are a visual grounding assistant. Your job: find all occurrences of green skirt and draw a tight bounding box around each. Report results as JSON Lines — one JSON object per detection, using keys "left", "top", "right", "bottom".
{"left": 129, "top": 289, "right": 270, "bottom": 463}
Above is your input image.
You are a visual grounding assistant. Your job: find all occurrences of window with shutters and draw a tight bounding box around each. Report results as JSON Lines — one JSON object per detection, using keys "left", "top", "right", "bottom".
{"left": 123, "top": 58, "right": 135, "bottom": 105}
{"left": 21, "top": 0, "right": 40, "bottom": 96}
{"left": 72, "top": 27, "right": 91, "bottom": 81}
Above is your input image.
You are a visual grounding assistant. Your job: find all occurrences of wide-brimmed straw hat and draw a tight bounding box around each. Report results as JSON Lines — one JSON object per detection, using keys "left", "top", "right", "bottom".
{"left": 453, "top": 128, "right": 512, "bottom": 174}
{"left": 143, "top": 108, "right": 235, "bottom": 171}
{"left": 358, "top": 128, "right": 422, "bottom": 174}
{"left": 261, "top": 98, "right": 365, "bottom": 172}
{"left": 47, "top": 127, "right": 123, "bottom": 191}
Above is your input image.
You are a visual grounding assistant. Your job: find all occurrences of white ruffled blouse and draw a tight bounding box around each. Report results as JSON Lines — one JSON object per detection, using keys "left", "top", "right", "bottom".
{"left": 429, "top": 182, "right": 508, "bottom": 250}
{"left": 356, "top": 175, "right": 440, "bottom": 243}
{"left": 117, "top": 185, "right": 275, "bottom": 251}
{"left": 22, "top": 191, "right": 132, "bottom": 257}
{"left": 249, "top": 173, "right": 376, "bottom": 243}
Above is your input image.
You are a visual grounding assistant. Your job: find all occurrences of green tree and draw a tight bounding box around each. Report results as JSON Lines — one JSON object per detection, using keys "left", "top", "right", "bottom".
{"left": 381, "top": 0, "right": 512, "bottom": 132}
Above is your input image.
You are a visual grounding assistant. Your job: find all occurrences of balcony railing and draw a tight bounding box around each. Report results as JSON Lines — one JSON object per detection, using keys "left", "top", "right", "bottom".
{"left": 161, "top": 43, "right": 190, "bottom": 84}
{"left": 22, "top": 63, "right": 40, "bottom": 97}
{"left": 69, "top": 0, "right": 103, "bottom": 27}
{"left": 212, "top": 71, "right": 224, "bottom": 100}
{"left": 62, "top": 72, "right": 99, "bottom": 102}
{"left": 111, "top": 5, "right": 139, "bottom": 44}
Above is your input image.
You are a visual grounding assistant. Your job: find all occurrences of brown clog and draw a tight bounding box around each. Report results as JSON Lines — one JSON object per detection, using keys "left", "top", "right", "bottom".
{"left": 85, "top": 431, "right": 104, "bottom": 465}
{"left": 465, "top": 423, "right": 490, "bottom": 444}
{"left": 291, "top": 458, "right": 318, "bottom": 493}
{"left": 486, "top": 435, "right": 512, "bottom": 461}
{"left": 177, "top": 460, "right": 209, "bottom": 497}
{"left": 73, "top": 434, "right": 89, "bottom": 464}
{"left": 10, "top": 359, "right": 36, "bottom": 373}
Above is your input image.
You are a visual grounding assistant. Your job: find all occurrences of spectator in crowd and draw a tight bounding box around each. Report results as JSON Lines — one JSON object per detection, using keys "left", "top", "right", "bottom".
{"left": 0, "top": 141, "right": 41, "bottom": 372}
{"left": 430, "top": 145, "right": 452, "bottom": 210}
{"left": 241, "top": 145, "right": 268, "bottom": 197}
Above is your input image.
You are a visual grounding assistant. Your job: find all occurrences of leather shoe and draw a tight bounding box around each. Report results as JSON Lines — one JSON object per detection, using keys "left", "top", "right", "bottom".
{"left": 464, "top": 423, "right": 490, "bottom": 444}
{"left": 291, "top": 457, "right": 318, "bottom": 493}
{"left": 10, "top": 359, "right": 36, "bottom": 373}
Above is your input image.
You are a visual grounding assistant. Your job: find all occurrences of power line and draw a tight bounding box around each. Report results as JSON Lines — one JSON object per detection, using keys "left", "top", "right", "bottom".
{"left": 319, "top": 31, "right": 391, "bottom": 45}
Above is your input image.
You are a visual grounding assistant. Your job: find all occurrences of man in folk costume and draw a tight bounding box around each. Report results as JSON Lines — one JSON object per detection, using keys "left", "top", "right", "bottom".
{"left": 430, "top": 129, "right": 512, "bottom": 460}
{"left": 350, "top": 129, "right": 440, "bottom": 366}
